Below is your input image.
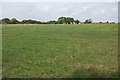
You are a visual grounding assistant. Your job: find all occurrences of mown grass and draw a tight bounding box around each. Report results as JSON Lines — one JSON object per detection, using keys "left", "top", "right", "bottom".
{"left": 2, "top": 24, "right": 118, "bottom": 78}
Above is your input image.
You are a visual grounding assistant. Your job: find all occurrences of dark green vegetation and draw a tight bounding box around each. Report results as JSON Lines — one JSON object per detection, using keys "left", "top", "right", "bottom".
{"left": 2, "top": 24, "right": 118, "bottom": 78}
{"left": 1, "top": 17, "right": 115, "bottom": 24}
{"left": 1, "top": 17, "right": 80, "bottom": 24}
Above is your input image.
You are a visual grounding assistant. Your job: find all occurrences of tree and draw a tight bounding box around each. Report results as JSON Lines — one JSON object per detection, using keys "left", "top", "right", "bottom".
{"left": 21, "top": 20, "right": 28, "bottom": 24}
{"left": 0, "top": 20, "right": 2, "bottom": 24}
{"left": 84, "top": 19, "right": 92, "bottom": 24}
{"left": 66, "top": 17, "right": 74, "bottom": 24}
{"left": 58, "top": 17, "right": 74, "bottom": 24}
{"left": 84, "top": 19, "right": 88, "bottom": 24}
{"left": 99, "top": 22, "right": 102, "bottom": 23}
{"left": 9, "top": 18, "right": 20, "bottom": 24}
{"left": 47, "top": 20, "right": 57, "bottom": 24}
{"left": 27, "top": 20, "right": 37, "bottom": 24}
{"left": 58, "top": 17, "right": 66, "bottom": 24}
{"left": 74, "top": 20, "right": 80, "bottom": 24}
{"left": 36, "top": 21, "right": 42, "bottom": 24}
{"left": 21, "top": 20, "right": 41, "bottom": 24}
{"left": 41, "top": 22, "right": 47, "bottom": 24}
{"left": 1, "top": 18, "right": 10, "bottom": 24}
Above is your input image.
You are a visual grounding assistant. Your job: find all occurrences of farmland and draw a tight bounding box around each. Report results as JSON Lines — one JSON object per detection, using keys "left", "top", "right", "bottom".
{"left": 2, "top": 24, "right": 118, "bottom": 78}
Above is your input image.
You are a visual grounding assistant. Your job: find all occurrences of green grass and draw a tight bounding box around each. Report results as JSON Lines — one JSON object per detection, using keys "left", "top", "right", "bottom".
{"left": 2, "top": 24, "right": 118, "bottom": 78}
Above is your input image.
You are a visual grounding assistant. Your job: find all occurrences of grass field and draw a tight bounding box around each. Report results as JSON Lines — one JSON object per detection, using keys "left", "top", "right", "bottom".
{"left": 2, "top": 24, "right": 118, "bottom": 78}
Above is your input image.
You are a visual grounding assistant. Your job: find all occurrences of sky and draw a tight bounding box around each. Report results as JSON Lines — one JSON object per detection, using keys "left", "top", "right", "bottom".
{"left": 1, "top": 2, "right": 118, "bottom": 22}
{"left": 1, "top": 0, "right": 119, "bottom": 2}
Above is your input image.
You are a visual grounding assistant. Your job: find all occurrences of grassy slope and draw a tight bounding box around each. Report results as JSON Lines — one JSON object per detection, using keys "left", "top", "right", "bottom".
{"left": 2, "top": 24, "right": 118, "bottom": 78}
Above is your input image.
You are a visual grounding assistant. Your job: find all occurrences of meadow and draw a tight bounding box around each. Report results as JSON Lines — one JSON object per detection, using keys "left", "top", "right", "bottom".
{"left": 2, "top": 24, "right": 118, "bottom": 78}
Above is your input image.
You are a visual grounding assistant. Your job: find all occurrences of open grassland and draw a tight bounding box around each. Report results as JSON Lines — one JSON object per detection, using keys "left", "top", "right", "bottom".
{"left": 2, "top": 24, "right": 118, "bottom": 78}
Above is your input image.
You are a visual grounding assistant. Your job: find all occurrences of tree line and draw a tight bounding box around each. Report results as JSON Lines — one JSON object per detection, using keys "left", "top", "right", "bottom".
{"left": 1, "top": 16, "right": 115, "bottom": 24}
{"left": 0, "top": 17, "right": 93, "bottom": 24}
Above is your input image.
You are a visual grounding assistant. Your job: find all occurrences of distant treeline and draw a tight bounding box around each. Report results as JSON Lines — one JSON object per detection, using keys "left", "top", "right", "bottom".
{"left": 0, "top": 17, "right": 115, "bottom": 24}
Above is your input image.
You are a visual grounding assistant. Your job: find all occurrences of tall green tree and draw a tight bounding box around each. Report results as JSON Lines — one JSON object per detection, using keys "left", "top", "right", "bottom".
{"left": 84, "top": 19, "right": 92, "bottom": 24}
{"left": 58, "top": 17, "right": 66, "bottom": 24}
{"left": 58, "top": 17, "right": 74, "bottom": 24}
{"left": 74, "top": 20, "right": 80, "bottom": 24}
{"left": 10, "top": 18, "right": 20, "bottom": 24}
{"left": 66, "top": 17, "right": 74, "bottom": 24}
{"left": 1, "top": 18, "right": 10, "bottom": 24}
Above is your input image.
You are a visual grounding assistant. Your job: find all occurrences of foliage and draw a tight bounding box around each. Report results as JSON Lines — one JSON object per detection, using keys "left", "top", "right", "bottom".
{"left": 74, "top": 20, "right": 80, "bottom": 24}
{"left": 58, "top": 17, "right": 66, "bottom": 24}
{"left": 66, "top": 17, "right": 74, "bottom": 24}
{"left": 1, "top": 18, "right": 10, "bottom": 24}
{"left": 84, "top": 19, "right": 92, "bottom": 24}
{"left": 9, "top": 18, "right": 20, "bottom": 24}
{"left": 1, "top": 17, "right": 114, "bottom": 24}
{"left": 58, "top": 17, "right": 74, "bottom": 24}
{"left": 47, "top": 20, "right": 58, "bottom": 24}
{"left": 21, "top": 20, "right": 41, "bottom": 24}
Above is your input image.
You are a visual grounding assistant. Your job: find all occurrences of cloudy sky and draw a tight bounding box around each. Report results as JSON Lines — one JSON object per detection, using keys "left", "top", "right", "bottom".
{"left": 1, "top": 2, "right": 118, "bottom": 22}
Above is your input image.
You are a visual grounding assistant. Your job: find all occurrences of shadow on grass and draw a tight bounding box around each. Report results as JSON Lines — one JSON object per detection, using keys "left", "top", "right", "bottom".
{"left": 71, "top": 68, "right": 118, "bottom": 78}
